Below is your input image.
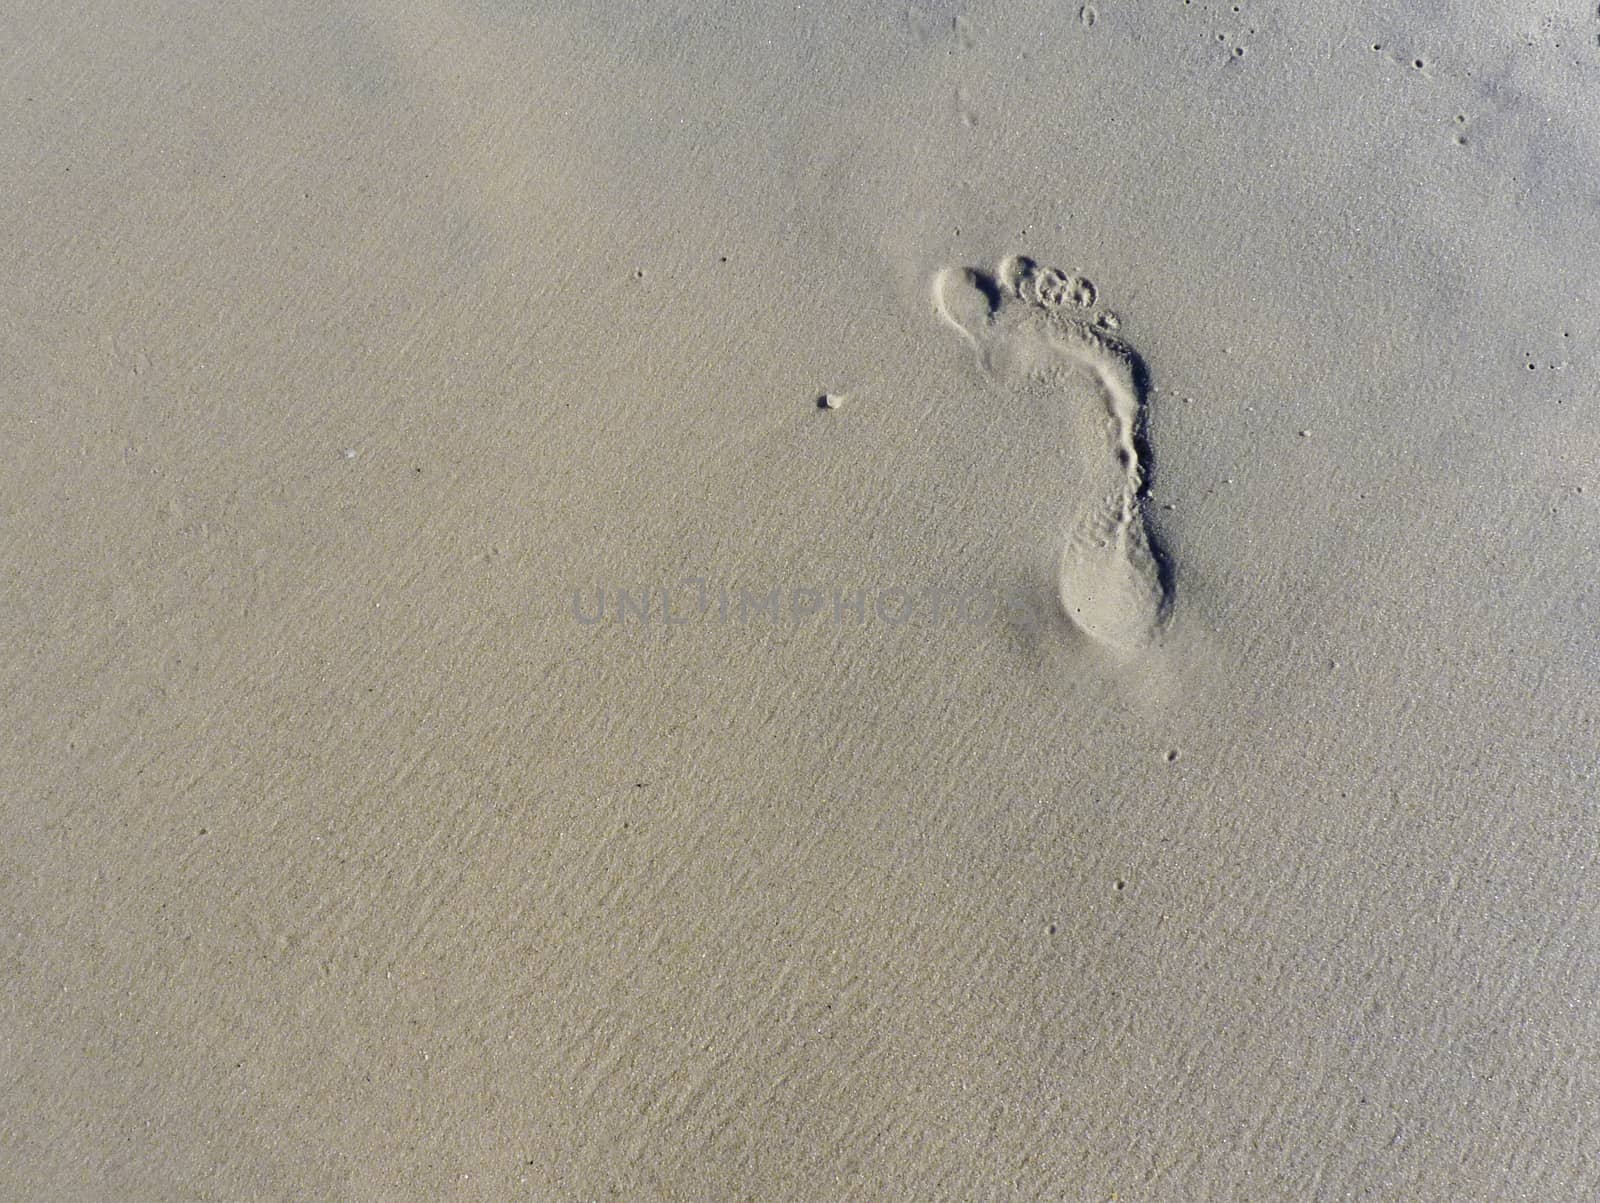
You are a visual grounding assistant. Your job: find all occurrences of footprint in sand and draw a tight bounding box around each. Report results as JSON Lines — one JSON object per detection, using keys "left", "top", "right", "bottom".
{"left": 934, "top": 255, "right": 1172, "bottom": 654}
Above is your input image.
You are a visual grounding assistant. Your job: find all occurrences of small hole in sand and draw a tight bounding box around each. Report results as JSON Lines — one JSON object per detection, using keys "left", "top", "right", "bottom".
{"left": 1165, "top": 749, "right": 1180, "bottom": 762}
{"left": 1114, "top": 879, "right": 1128, "bottom": 891}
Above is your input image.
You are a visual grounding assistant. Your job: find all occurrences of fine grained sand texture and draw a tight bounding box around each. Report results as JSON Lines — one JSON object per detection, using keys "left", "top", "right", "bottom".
{"left": 3, "top": 1, "right": 1598, "bottom": 1199}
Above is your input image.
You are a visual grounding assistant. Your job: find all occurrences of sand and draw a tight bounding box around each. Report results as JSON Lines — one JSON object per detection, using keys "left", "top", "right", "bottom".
{"left": 3, "top": 0, "right": 1598, "bottom": 1198}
